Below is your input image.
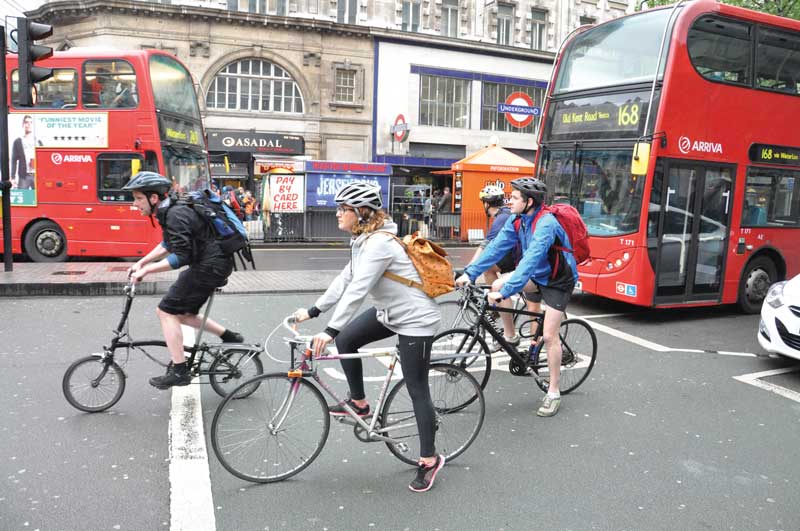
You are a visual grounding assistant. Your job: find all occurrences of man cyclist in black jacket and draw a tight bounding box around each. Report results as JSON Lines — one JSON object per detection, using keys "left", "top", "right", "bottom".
{"left": 123, "top": 172, "right": 244, "bottom": 389}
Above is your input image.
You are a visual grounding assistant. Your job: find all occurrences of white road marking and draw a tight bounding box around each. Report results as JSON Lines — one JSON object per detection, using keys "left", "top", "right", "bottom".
{"left": 578, "top": 319, "right": 672, "bottom": 352}
{"left": 733, "top": 366, "right": 800, "bottom": 403}
{"left": 170, "top": 326, "right": 215, "bottom": 531}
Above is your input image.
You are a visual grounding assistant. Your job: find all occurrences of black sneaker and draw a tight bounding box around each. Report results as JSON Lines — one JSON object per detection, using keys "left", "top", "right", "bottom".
{"left": 409, "top": 454, "right": 446, "bottom": 493}
{"left": 328, "top": 399, "right": 370, "bottom": 417}
{"left": 149, "top": 365, "right": 192, "bottom": 389}
{"left": 222, "top": 332, "right": 244, "bottom": 343}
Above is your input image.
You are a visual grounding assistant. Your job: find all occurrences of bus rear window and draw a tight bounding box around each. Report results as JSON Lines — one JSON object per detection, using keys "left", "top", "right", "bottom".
{"left": 688, "top": 16, "right": 752, "bottom": 86}
{"left": 11, "top": 68, "right": 78, "bottom": 109}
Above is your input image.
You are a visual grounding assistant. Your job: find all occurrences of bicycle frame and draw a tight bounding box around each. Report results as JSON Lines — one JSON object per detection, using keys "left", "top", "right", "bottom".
{"left": 276, "top": 318, "right": 417, "bottom": 448}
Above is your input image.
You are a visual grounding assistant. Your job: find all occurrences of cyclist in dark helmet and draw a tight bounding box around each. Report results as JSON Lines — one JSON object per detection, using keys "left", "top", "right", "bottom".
{"left": 456, "top": 177, "right": 578, "bottom": 417}
{"left": 123, "top": 171, "right": 245, "bottom": 389}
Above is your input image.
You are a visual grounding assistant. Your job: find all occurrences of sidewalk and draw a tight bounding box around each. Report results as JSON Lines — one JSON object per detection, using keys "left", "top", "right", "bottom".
{"left": 0, "top": 262, "right": 341, "bottom": 297}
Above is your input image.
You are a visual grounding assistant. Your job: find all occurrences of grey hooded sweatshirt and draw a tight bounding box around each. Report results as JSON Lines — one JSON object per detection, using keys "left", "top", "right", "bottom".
{"left": 313, "top": 219, "right": 441, "bottom": 337}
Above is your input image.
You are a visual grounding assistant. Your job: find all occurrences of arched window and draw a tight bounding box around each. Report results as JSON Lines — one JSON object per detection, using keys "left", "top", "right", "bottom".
{"left": 206, "top": 58, "right": 304, "bottom": 113}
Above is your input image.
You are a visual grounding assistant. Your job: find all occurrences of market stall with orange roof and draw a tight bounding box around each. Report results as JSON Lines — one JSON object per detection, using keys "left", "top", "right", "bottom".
{"left": 437, "top": 142, "right": 535, "bottom": 241}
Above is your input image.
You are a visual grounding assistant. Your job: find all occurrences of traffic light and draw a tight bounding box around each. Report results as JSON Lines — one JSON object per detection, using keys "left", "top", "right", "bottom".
{"left": 16, "top": 17, "right": 53, "bottom": 107}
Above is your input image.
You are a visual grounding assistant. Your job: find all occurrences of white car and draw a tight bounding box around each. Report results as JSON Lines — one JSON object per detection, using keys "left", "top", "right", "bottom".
{"left": 758, "top": 274, "right": 800, "bottom": 361}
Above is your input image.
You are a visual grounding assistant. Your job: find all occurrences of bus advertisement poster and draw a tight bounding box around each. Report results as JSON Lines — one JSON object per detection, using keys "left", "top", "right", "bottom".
{"left": 7, "top": 113, "right": 38, "bottom": 207}
{"left": 33, "top": 113, "right": 109, "bottom": 148}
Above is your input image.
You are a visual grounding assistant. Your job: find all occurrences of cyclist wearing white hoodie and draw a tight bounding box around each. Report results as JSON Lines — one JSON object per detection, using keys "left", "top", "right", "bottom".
{"left": 294, "top": 182, "right": 444, "bottom": 492}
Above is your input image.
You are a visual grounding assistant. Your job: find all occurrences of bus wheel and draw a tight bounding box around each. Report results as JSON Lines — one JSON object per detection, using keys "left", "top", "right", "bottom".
{"left": 737, "top": 256, "right": 776, "bottom": 314}
{"left": 24, "top": 220, "right": 67, "bottom": 263}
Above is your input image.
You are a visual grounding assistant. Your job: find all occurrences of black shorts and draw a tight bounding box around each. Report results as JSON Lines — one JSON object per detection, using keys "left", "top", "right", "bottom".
{"left": 158, "top": 266, "right": 230, "bottom": 315}
{"left": 496, "top": 251, "right": 516, "bottom": 274}
{"left": 524, "top": 283, "right": 573, "bottom": 312}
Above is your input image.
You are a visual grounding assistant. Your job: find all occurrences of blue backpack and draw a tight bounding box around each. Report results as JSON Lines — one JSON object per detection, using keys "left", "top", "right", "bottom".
{"left": 181, "top": 189, "right": 255, "bottom": 268}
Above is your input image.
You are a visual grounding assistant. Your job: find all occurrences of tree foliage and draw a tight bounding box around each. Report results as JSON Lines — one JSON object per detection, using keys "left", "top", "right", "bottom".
{"left": 638, "top": 0, "right": 800, "bottom": 19}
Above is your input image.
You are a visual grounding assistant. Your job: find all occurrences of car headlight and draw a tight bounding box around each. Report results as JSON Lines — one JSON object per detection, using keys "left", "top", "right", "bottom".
{"left": 765, "top": 281, "right": 787, "bottom": 309}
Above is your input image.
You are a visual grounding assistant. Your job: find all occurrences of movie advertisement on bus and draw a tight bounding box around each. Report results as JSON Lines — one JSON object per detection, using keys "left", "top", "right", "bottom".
{"left": 7, "top": 113, "right": 37, "bottom": 207}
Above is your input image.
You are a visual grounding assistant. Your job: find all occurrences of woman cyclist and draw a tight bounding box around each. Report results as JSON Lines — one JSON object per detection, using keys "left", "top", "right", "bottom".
{"left": 294, "top": 182, "right": 445, "bottom": 492}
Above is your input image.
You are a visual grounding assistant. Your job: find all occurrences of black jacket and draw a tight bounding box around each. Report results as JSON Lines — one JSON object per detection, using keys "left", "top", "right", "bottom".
{"left": 156, "top": 198, "right": 232, "bottom": 277}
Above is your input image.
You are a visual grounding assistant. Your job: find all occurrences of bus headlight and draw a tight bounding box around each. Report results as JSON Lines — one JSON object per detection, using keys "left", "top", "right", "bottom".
{"left": 765, "top": 281, "right": 787, "bottom": 309}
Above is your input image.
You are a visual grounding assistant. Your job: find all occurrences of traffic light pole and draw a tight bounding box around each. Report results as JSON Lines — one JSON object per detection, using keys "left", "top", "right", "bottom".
{"left": 0, "top": 27, "right": 14, "bottom": 272}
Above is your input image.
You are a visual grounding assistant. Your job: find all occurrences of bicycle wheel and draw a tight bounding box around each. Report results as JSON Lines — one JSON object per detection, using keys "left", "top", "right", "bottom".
{"left": 382, "top": 364, "right": 485, "bottom": 467}
{"left": 208, "top": 349, "right": 264, "bottom": 399}
{"left": 62, "top": 356, "right": 126, "bottom": 413}
{"left": 531, "top": 318, "right": 597, "bottom": 395}
{"left": 430, "top": 328, "right": 492, "bottom": 394}
{"left": 211, "top": 373, "right": 330, "bottom": 483}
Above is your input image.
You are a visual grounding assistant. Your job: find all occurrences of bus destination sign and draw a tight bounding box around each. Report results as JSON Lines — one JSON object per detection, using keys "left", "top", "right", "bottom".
{"left": 749, "top": 143, "right": 800, "bottom": 166}
{"left": 548, "top": 91, "right": 650, "bottom": 140}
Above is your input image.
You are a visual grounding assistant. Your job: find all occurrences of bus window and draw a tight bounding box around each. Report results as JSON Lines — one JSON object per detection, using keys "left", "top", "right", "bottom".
{"left": 10, "top": 68, "right": 78, "bottom": 108}
{"left": 743, "top": 168, "right": 800, "bottom": 227}
{"left": 756, "top": 28, "right": 800, "bottom": 95}
{"left": 149, "top": 54, "right": 201, "bottom": 119}
{"left": 82, "top": 60, "right": 138, "bottom": 109}
{"left": 688, "top": 15, "right": 752, "bottom": 86}
{"left": 97, "top": 154, "right": 142, "bottom": 202}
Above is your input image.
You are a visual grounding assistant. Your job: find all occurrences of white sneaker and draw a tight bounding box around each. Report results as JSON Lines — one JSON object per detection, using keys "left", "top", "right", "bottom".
{"left": 489, "top": 334, "right": 520, "bottom": 352}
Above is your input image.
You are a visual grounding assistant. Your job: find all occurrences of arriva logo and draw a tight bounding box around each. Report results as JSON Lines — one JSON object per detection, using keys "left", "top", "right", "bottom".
{"left": 678, "top": 136, "right": 723, "bottom": 155}
{"left": 51, "top": 153, "right": 93, "bottom": 165}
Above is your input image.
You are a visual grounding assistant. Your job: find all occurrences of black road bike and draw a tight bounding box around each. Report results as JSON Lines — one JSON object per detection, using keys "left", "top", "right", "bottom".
{"left": 431, "top": 285, "right": 597, "bottom": 402}
{"left": 62, "top": 283, "right": 264, "bottom": 412}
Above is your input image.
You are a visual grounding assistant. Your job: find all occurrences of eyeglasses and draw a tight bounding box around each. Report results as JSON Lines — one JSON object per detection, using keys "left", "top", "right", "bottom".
{"left": 336, "top": 206, "right": 356, "bottom": 215}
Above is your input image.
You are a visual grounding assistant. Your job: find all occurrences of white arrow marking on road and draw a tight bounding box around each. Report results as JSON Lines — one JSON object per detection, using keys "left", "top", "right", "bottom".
{"left": 732, "top": 365, "right": 800, "bottom": 403}
{"left": 170, "top": 326, "right": 215, "bottom": 531}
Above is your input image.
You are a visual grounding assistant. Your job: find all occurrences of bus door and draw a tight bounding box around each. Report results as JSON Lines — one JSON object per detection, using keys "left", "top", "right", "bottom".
{"left": 651, "top": 160, "right": 734, "bottom": 304}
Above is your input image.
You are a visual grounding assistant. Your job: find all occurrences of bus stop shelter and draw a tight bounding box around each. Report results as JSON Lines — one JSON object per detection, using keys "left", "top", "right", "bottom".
{"left": 444, "top": 143, "right": 535, "bottom": 241}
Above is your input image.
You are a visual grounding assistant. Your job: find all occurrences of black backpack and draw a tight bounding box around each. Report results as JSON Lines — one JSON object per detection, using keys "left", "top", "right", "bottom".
{"left": 179, "top": 189, "right": 256, "bottom": 270}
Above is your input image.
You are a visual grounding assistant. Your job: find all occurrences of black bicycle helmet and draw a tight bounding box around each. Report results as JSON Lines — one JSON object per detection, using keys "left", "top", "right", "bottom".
{"left": 510, "top": 177, "right": 547, "bottom": 204}
{"left": 479, "top": 184, "right": 505, "bottom": 207}
{"left": 122, "top": 171, "right": 172, "bottom": 197}
{"left": 334, "top": 181, "right": 383, "bottom": 210}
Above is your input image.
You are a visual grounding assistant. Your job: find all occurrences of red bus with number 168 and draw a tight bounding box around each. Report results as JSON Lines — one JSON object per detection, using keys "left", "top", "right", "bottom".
{"left": 535, "top": 0, "right": 800, "bottom": 313}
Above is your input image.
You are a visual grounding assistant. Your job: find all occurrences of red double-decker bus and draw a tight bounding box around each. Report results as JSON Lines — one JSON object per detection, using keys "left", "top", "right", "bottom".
{"left": 2, "top": 49, "right": 208, "bottom": 261}
{"left": 535, "top": 0, "right": 800, "bottom": 312}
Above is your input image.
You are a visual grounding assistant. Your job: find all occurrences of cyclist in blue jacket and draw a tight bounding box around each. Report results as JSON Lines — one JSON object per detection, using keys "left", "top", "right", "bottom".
{"left": 456, "top": 177, "right": 578, "bottom": 417}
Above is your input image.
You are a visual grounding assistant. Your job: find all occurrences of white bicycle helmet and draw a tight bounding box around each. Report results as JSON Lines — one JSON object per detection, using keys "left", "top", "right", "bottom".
{"left": 479, "top": 184, "right": 505, "bottom": 207}
{"left": 334, "top": 181, "right": 383, "bottom": 210}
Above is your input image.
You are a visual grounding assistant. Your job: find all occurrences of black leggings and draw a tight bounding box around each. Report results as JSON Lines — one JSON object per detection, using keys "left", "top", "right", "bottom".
{"left": 335, "top": 307, "right": 436, "bottom": 457}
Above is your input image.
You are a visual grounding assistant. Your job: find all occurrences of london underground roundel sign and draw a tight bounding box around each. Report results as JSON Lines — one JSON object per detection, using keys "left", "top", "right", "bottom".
{"left": 391, "top": 114, "right": 410, "bottom": 142}
{"left": 498, "top": 92, "right": 540, "bottom": 128}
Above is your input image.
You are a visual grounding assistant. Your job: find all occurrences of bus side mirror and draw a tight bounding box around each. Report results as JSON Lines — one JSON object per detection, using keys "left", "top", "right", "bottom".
{"left": 131, "top": 159, "right": 141, "bottom": 176}
{"left": 631, "top": 142, "right": 650, "bottom": 176}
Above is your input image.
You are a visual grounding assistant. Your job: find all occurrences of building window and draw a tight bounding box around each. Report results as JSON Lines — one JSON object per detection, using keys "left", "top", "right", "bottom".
{"left": 334, "top": 68, "right": 356, "bottom": 103}
{"left": 419, "top": 75, "right": 471, "bottom": 128}
{"left": 497, "top": 4, "right": 514, "bottom": 46}
{"left": 531, "top": 9, "right": 547, "bottom": 50}
{"left": 442, "top": 0, "right": 459, "bottom": 38}
{"left": 248, "top": 0, "right": 266, "bottom": 13}
{"left": 481, "top": 82, "right": 544, "bottom": 133}
{"left": 402, "top": 1, "right": 421, "bottom": 32}
{"left": 206, "top": 58, "right": 304, "bottom": 114}
{"left": 277, "top": 0, "right": 287, "bottom": 16}
{"left": 579, "top": 15, "right": 596, "bottom": 26}
{"left": 227, "top": 0, "right": 238, "bottom": 10}
{"left": 338, "top": 0, "right": 357, "bottom": 24}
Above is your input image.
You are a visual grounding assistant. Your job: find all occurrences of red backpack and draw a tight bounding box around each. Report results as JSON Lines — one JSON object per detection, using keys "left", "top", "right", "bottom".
{"left": 513, "top": 204, "right": 591, "bottom": 266}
